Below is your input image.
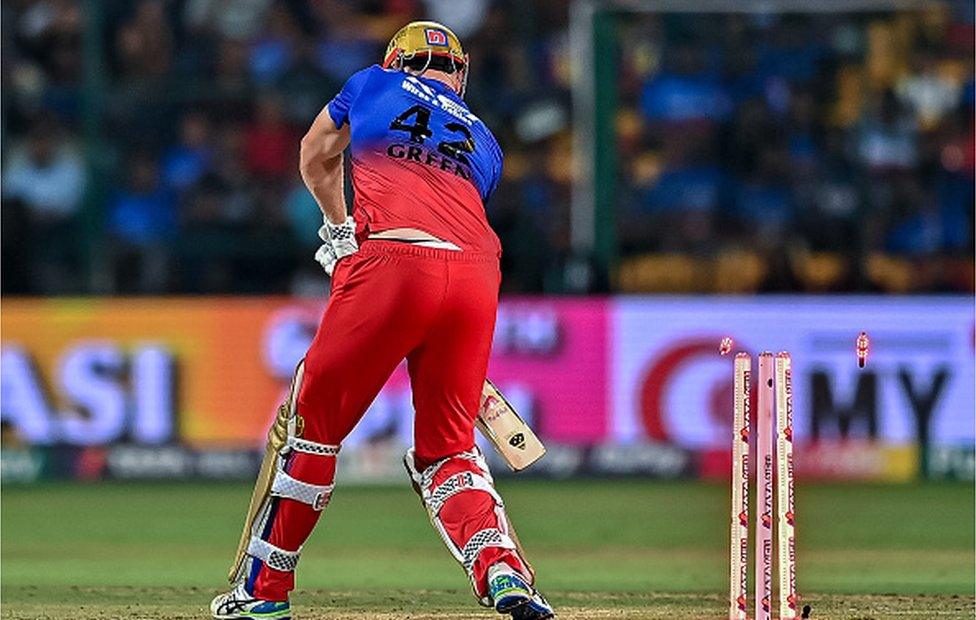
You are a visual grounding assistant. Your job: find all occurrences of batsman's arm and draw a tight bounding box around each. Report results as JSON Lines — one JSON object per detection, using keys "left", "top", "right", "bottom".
{"left": 299, "top": 107, "right": 350, "bottom": 226}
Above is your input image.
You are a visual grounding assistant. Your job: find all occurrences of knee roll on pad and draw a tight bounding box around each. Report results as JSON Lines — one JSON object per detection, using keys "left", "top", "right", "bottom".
{"left": 404, "top": 447, "right": 530, "bottom": 605}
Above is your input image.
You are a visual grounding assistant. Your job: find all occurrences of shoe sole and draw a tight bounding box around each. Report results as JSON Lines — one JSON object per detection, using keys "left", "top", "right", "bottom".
{"left": 212, "top": 609, "right": 291, "bottom": 620}
{"left": 211, "top": 612, "right": 291, "bottom": 620}
{"left": 514, "top": 604, "right": 556, "bottom": 620}
{"left": 497, "top": 598, "right": 556, "bottom": 618}
{"left": 502, "top": 598, "right": 556, "bottom": 619}
{"left": 496, "top": 595, "right": 530, "bottom": 614}
{"left": 493, "top": 588, "right": 556, "bottom": 617}
{"left": 212, "top": 615, "right": 291, "bottom": 620}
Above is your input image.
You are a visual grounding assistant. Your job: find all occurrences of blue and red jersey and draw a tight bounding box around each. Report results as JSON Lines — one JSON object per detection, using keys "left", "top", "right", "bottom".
{"left": 327, "top": 65, "right": 503, "bottom": 255}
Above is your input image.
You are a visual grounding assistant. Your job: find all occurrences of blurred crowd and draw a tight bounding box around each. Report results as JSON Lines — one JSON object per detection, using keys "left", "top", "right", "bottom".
{"left": 1, "top": 0, "right": 972, "bottom": 295}
{"left": 614, "top": 7, "right": 974, "bottom": 293}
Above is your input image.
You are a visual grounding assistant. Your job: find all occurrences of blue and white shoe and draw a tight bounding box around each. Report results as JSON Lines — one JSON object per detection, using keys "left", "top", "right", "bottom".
{"left": 211, "top": 583, "right": 291, "bottom": 619}
{"left": 487, "top": 563, "right": 555, "bottom": 618}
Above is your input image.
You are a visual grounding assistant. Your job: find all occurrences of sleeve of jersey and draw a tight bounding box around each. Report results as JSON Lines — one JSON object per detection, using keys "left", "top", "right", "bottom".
{"left": 484, "top": 136, "right": 504, "bottom": 202}
{"left": 326, "top": 65, "right": 377, "bottom": 128}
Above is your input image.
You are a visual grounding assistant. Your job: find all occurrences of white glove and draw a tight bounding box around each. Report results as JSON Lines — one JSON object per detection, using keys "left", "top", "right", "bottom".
{"left": 314, "top": 215, "right": 358, "bottom": 276}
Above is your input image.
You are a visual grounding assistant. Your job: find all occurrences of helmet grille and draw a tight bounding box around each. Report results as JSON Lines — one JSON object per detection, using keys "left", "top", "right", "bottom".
{"left": 402, "top": 53, "right": 464, "bottom": 74}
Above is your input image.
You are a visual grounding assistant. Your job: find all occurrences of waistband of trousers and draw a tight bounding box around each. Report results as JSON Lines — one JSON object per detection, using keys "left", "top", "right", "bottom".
{"left": 359, "top": 239, "right": 499, "bottom": 263}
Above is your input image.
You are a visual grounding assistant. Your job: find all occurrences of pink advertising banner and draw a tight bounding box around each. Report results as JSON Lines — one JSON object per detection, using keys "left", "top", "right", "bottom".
{"left": 343, "top": 298, "right": 609, "bottom": 449}
{"left": 487, "top": 299, "right": 608, "bottom": 443}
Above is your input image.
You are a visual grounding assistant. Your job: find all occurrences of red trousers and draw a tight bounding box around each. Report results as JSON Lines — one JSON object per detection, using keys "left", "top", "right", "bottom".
{"left": 300, "top": 240, "right": 501, "bottom": 463}
{"left": 251, "top": 240, "right": 522, "bottom": 600}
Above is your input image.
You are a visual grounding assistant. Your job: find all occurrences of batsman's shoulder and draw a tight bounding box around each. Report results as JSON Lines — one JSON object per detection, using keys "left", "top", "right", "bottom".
{"left": 346, "top": 63, "right": 384, "bottom": 86}
{"left": 366, "top": 63, "right": 408, "bottom": 84}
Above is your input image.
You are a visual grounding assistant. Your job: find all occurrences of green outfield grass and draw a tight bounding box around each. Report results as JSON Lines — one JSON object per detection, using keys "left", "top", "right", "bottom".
{"left": 2, "top": 480, "right": 973, "bottom": 619}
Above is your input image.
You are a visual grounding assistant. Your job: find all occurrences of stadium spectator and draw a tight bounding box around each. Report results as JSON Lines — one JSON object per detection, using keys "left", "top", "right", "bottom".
{"left": 243, "top": 95, "right": 297, "bottom": 180}
{"left": 247, "top": 4, "right": 300, "bottom": 85}
{"left": 1, "top": 118, "right": 86, "bottom": 292}
{"left": 107, "top": 154, "right": 176, "bottom": 292}
{"left": 640, "top": 45, "right": 732, "bottom": 125}
{"left": 183, "top": 0, "right": 271, "bottom": 41}
{"left": 310, "top": 3, "right": 379, "bottom": 83}
{"left": 896, "top": 53, "right": 964, "bottom": 129}
{"left": 2, "top": 118, "right": 85, "bottom": 221}
{"left": 162, "top": 112, "right": 214, "bottom": 193}
{"left": 12, "top": 0, "right": 84, "bottom": 84}
{"left": 115, "top": 0, "right": 173, "bottom": 78}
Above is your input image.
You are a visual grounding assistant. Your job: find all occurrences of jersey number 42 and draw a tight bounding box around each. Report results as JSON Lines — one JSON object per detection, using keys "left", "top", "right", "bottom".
{"left": 390, "top": 105, "right": 475, "bottom": 166}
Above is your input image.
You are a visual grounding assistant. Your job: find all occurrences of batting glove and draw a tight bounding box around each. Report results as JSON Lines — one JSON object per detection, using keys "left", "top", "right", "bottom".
{"left": 315, "top": 215, "right": 358, "bottom": 276}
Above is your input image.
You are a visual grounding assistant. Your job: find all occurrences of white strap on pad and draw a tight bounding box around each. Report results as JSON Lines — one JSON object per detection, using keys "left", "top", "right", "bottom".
{"left": 247, "top": 537, "right": 301, "bottom": 572}
{"left": 270, "top": 470, "right": 334, "bottom": 511}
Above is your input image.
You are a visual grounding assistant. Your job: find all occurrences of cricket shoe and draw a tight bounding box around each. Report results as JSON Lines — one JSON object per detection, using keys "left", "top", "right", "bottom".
{"left": 487, "top": 562, "right": 555, "bottom": 618}
{"left": 210, "top": 583, "right": 291, "bottom": 619}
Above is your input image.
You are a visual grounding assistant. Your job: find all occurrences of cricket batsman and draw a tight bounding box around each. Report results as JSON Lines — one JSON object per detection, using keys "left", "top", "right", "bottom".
{"left": 211, "top": 21, "right": 555, "bottom": 620}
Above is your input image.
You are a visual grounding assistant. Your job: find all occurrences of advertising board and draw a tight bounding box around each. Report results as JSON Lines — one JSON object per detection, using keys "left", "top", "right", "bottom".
{"left": 2, "top": 296, "right": 972, "bottom": 481}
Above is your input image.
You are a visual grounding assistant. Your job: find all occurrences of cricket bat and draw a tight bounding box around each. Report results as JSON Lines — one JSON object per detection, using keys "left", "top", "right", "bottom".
{"left": 476, "top": 379, "right": 546, "bottom": 471}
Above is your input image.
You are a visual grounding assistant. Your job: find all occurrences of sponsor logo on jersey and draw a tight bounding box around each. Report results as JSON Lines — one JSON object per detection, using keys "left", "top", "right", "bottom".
{"left": 425, "top": 29, "right": 448, "bottom": 46}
